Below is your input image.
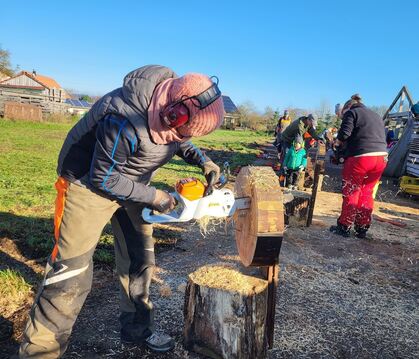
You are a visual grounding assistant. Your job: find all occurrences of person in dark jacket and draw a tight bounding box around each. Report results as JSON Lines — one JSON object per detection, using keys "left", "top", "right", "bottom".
{"left": 19, "top": 65, "right": 225, "bottom": 358}
{"left": 330, "top": 94, "right": 387, "bottom": 238}
{"left": 283, "top": 135, "right": 307, "bottom": 189}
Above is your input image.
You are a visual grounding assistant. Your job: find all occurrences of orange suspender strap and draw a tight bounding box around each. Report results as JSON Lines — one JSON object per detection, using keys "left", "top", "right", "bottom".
{"left": 51, "top": 177, "right": 69, "bottom": 262}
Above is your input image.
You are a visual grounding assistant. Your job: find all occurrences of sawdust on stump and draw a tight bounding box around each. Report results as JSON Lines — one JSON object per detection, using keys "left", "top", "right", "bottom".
{"left": 188, "top": 265, "right": 267, "bottom": 295}
{"left": 246, "top": 165, "right": 278, "bottom": 190}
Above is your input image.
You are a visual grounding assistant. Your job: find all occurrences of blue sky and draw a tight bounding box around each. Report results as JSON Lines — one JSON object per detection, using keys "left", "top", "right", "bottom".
{"left": 2, "top": 0, "right": 418, "bottom": 112}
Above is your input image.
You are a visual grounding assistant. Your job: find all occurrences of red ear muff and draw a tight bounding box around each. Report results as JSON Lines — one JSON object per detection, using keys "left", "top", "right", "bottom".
{"left": 159, "top": 77, "right": 221, "bottom": 129}
{"left": 160, "top": 102, "right": 190, "bottom": 128}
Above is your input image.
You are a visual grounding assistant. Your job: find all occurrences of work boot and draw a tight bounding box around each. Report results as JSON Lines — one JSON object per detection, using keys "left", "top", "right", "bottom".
{"left": 121, "top": 330, "right": 175, "bottom": 353}
{"left": 329, "top": 223, "right": 351, "bottom": 238}
{"left": 354, "top": 225, "right": 369, "bottom": 239}
{"left": 145, "top": 332, "right": 175, "bottom": 353}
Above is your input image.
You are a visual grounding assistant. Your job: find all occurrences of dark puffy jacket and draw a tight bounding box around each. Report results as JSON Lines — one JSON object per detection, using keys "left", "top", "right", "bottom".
{"left": 337, "top": 103, "right": 386, "bottom": 157}
{"left": 57, "top": 65, "right": 210, "bottom": 204}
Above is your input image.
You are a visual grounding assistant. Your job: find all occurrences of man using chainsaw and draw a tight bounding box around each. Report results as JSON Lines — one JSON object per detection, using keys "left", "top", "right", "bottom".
{"left": 19, "top": 65, "right": 224, "bottom": 358}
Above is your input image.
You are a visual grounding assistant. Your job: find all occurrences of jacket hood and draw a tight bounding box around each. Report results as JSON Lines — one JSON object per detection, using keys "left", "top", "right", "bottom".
{"left": 122, "top": 65, "right": 177, "bottom": 114}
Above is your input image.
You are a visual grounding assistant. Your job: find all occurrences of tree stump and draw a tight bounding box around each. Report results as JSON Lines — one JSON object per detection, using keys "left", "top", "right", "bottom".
{"left": 283, "top": 190, "right": 311, "bottom": 226}
{"left": 184, "top": 265, "right": 268, "bottom": 359}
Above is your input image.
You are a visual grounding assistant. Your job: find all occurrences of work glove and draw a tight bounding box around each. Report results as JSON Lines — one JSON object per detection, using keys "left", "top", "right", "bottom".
{"left": 151, "top": 189, "right": 176, "bottom": 213}
{"left": 202, "top": 161, "right": 220, "bottom": 185}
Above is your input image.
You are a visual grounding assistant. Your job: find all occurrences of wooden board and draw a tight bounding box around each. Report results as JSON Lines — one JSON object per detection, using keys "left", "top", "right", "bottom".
{"left": 233, "top": 166, "right": 284, "bottom": 267}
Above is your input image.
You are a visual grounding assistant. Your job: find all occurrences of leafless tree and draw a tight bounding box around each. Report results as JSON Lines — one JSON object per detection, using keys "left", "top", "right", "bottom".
{"left": 0, "top": 46, "right": 14, "bottom": 77}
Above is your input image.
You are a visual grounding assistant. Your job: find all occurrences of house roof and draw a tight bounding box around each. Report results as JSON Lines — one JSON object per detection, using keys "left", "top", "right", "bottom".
{"left": 0, "top": 71, "right": 63, "bottom": 89}
{"left": 222, "top": 95, "right": 239, "bottom": 114}
{"left": 34, "top": 73, "right": 63, "bottom": 89}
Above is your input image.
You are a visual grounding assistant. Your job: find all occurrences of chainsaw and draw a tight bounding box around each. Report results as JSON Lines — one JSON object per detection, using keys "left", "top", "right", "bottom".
{"left": 142, "top": 162, "right": 251, "bottom": 224}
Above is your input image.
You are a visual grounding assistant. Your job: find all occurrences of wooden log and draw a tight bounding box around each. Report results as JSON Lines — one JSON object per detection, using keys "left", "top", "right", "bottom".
{"left": 184, "top": 265, "right": 268, "bottom": 359}
{"left": 233, "top": 166, "right": 283, "bottom": 267}
{"left": 283, "top": 190, "right": 311, "bottom": 226}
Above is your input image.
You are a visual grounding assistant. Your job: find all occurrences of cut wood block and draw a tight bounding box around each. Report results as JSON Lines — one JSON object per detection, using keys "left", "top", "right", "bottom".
{"left": 283, "top": 190, "right": 311, "bottom": 226}
{"left": 184, "top": 265, "right": 268, "bottom": 359}
{"left": 233, "top": 166, "right": 284, "bottom": 267}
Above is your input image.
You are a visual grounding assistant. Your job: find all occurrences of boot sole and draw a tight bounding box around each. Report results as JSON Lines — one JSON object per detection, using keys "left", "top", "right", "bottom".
{"left": 145, "top": 341, "right": 175, "bottom": 353}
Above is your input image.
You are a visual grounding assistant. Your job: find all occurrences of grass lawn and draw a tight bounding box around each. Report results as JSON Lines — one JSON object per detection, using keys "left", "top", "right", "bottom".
{"left": 0, "top": 118, "right": 270, "bottom": 264}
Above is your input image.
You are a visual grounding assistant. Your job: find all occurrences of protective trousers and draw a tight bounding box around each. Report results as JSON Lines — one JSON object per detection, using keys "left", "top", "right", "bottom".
{"left": 338, "top": 155, "right": 387, "bottom": 229}
{"left": 19, "top": 178, "right": 155, "bottom": 358}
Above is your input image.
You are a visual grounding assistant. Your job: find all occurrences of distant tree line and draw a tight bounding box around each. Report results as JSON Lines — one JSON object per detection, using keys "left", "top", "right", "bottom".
{"left": 235, "top": 100, "right": 388, "bottom": 134}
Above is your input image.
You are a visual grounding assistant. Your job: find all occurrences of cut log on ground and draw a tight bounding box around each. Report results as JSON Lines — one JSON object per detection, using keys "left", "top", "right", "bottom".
{"left": 184, "top": 265, "right": 268, "bottom": 359}
{"left": 283, "top": 190, "right": 311, "bottom": 226}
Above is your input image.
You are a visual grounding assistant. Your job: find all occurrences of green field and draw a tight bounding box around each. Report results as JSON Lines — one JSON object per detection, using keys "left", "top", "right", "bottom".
{"left": 0, "top": 118, "right": 269, "bottom": 262}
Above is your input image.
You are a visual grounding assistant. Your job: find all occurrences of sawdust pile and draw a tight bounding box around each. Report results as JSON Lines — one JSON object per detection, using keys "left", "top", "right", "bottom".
{"left": 189, "top": 265, "right": 267, "bottom": 295}
{"left": 247, "top": 166, "right": 278, "bottom": 190}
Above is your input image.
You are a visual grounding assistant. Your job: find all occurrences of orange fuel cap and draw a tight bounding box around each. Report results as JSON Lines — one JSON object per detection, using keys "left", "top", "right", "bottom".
{"left": 176, "top": 178, "right": 205, "bottom": 201}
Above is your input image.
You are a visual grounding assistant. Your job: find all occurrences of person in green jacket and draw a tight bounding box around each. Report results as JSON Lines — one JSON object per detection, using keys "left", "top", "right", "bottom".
{"left": 283, "top": 135, "right": 307, "bottom": 189}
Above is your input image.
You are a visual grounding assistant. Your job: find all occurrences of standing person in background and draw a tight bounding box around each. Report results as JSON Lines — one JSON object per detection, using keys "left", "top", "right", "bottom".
{"left": 282, "top": 135, "right": 307, "bottom": 189}
{"left": 330, "top": 94, "right": 387, "bottom": 238}
{"left": 274, "top": 109, "right": 291, "bottom": 152}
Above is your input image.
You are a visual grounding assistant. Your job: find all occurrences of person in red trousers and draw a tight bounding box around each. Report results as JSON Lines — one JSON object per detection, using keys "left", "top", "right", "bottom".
{"left": 330, "top": 94, "right": 387, "bottom": 238}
